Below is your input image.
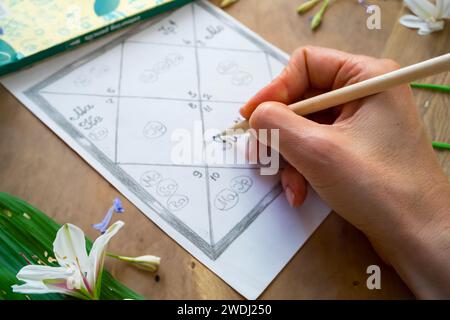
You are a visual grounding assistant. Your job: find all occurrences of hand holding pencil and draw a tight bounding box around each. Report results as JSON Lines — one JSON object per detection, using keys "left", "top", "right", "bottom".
{"left": 239, "top": 46, "right": 450, "bottom": 298}
{"left": 225, "top": 51, "right": 450, "bottom": 134}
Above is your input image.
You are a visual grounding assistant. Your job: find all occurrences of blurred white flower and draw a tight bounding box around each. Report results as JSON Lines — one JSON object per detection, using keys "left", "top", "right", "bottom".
{"left": 108, "top": 254, "right": 161, "bottom": 272}
{"left": 399, "top": 0, "right": 450, "bottom": 35}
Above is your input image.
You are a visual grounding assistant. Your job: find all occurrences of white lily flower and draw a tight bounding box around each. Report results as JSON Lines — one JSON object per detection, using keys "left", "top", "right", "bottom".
{"left": 12, "top": 221, "right": 124, "bottom": 300}
{"left": 399, "top": 0, "right": 450, "bottom": 35}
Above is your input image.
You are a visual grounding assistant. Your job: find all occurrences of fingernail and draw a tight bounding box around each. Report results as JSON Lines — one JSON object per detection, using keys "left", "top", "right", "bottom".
{"left": 285, "top": 186, "right": 296, "bottom": 208}
{"left": 239, "top": 105, "right": 249, "bottom": 117}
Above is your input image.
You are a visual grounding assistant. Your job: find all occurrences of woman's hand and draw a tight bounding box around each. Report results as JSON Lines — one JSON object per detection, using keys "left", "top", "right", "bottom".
{"left": 241, "top": 46, "right": 450, "bottom": 298}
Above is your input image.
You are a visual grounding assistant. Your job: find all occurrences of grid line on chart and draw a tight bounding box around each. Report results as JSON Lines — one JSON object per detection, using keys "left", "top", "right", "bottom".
{"left": 118, "top": 162, "right": 264, "bottom": 169}
{"left": 114, "top": 43, "right": 125, "bottom": 164}
{"left": 264, "top": 52, "right": 274, "bottom": 80}
{"left": 125, "top": 39, "right": 266, "bottom": 54}
{"left": 191, "top": 3, "right": 215, "bottom": 246}
{"left": 39, "top": 91, "right": 247, "bottom": 106}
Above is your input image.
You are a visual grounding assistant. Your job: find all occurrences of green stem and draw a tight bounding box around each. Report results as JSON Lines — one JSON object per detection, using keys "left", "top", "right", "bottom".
{"left": 106, "top": 252, "right": 121, "bottom": 259}
{"left": 411, "top": 83, "right": 450, "bottom": 93}
{"left": 432, "top": 141, "right": 450, "bottom": 150}
{"left": 297, "top": 0, "right": 321, "bottom": 14}
{"left": 311, "top": 0, "right": 329, "bottom": 30}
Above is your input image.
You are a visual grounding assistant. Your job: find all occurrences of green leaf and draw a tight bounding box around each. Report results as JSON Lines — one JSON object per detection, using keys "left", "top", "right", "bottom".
{"left": 432, "top": 141, "right": 450, "bottom": 150}
{"left": 411, "top": 82, "right": 450, "bottom": 93}
{"left": 0, "top": 192, "right": 143, "bottom": 300}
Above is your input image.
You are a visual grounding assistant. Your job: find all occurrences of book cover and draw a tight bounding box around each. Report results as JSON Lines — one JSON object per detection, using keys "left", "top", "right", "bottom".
{"left": 0, "top": 0, "right": 192, "bottom": 75}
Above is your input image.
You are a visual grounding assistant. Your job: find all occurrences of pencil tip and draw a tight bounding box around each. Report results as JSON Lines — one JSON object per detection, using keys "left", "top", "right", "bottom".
{"left": 213, "top": 133, "right": 227, "bottom": 143}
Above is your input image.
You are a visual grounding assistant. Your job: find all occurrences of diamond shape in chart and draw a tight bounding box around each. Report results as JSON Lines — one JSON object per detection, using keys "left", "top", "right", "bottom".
{"left": 201, "top": 101, "right": 249, "bottom": 167}
{"left": 128, "top": 4, "right": 195, "bottom": 46}
{"left": 121, "top": 164, "right": 211, "bottom": 244}
{"left": 193, "top": 3, "right": 260, "bottom": 51}
{"left": 26, "top": 1, "right": 288, "bottom": 260}
{"left": 207, "top": 168, "right": 280, "bottom": 245}
{"left": 43, "top": 45, "right": 122, "bottom": 96}
{"left": 41, "top": 93, "right": 118, "bottom": 161}
{"left": 197, "top": 48, "right": 272, "bottom": 102}
{"left": 116, "top": 97, "right": 204, "bottom": 166}
{"left": 120, "top": 42, "right": 198, "bottom": 100}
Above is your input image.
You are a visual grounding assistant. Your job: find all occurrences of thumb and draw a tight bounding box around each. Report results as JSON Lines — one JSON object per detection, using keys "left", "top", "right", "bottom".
{"left": 249, "top": 101, "right": 335, "bottom": 175}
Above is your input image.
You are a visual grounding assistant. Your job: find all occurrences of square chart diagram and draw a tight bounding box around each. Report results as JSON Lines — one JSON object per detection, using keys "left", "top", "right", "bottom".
{"left": 25, "top": 1, "right": 289, "bottom": 260}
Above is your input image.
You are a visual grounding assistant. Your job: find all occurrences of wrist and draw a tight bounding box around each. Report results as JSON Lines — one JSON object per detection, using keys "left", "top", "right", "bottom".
{"left": 378, "top": 180, "right": 450, "bottom": 298}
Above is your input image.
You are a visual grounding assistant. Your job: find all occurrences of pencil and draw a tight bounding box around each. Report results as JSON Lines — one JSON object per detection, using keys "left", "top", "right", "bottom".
{"left": 220, "top": 53, "right": 450, "bottom": 136}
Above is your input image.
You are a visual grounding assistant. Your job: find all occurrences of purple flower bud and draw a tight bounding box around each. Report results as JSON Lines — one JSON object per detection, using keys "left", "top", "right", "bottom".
{"left": 92, "top": 198, "right": 124, "bottom": 233}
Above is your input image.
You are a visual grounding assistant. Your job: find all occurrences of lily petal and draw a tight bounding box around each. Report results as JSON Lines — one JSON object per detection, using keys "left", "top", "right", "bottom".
{"left": 427, "top": 19, "right": 445, "bottom": 30}
{"left": 12, "top": 265, "right": 87, "bottom": 299}
{"left": 87, "top": 220, "right": 124, "bottom": 297}
{"left": 437, "top": 0, "right": 450, "bottom": 18}
{"left": 12, "top": 280, "right": 57, "bottom": 294}
{"left": 53, "top": 223, "right": 90, "bottom": 273}
{"left": 13, "top": 280, "right": 88, "bottom": 299}
{"left": 446, "top": 2, "right": 450, "bottom": 17}
{"left": 399, "top": 14, "right": 445, "bottom": 34}
{"left": 399, "top": 14, "right": 427, "bottom": 28}
{"left": 15, "top": 264, "right": 74, "bottom": 281}
{"left": 404, "top": 0, "right": 436, "bottom": 20}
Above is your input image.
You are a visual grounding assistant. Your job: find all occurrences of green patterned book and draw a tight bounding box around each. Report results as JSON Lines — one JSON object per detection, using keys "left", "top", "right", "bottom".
{"left": 0, "top": 0, "right": 192, "bottom": 76}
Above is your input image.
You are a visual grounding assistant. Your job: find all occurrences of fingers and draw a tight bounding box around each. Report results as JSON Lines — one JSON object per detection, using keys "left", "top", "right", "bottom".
{"left": 247, "top": 122, "right": 308, "bottom": 208}
{"left": 240, "top": 46, "right": 401, "bottom": 120}
{"left": 246, "top": 102, "right": 333, "bottom": 174}
{"left": 281, "top": 164, "right": 308, "bottom": 208}
{"left": 240, "top": 46, "right": 357, "bottom": 119}
{"left": 239, "top": 52, "right": 307, "bottom": 119}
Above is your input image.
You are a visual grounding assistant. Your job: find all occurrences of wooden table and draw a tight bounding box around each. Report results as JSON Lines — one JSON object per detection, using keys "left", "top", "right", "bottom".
{"left": 1, "top": 0, "right": 449, "bottom": 299}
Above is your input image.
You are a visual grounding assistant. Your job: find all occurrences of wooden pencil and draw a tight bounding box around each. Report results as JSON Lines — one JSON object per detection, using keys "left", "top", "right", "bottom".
{"left": 220, "top": 53, "right": 450, "bottom": 135}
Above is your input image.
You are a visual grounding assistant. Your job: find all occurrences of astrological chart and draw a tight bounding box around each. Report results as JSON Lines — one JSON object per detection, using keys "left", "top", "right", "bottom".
{"left": 11, "top": 0, "right": 330, "bottom": 299}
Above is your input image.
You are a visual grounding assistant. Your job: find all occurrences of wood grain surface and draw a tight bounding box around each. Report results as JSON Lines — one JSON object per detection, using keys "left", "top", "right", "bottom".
{"left": 0, "top": 0, "right": 449, "bottom": 299}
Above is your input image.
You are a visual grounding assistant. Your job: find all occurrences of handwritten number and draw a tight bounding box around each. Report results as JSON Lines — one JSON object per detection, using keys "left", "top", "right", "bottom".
{"left": 202, "top": 105, "right": 212, "bottom": 112}
{"left": 78, "top": 115, "right": 103, "bottom": 130}
{"left": 193, "top": 171, "right": 203, "bottom": 178}
{"left": 210, "top": 172, "right": 220, "bottom": 181}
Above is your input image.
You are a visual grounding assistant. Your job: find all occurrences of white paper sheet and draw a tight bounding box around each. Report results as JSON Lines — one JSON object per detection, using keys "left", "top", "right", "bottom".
{"left": 1, "top": 0, "right": 330, "bottom": 299}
